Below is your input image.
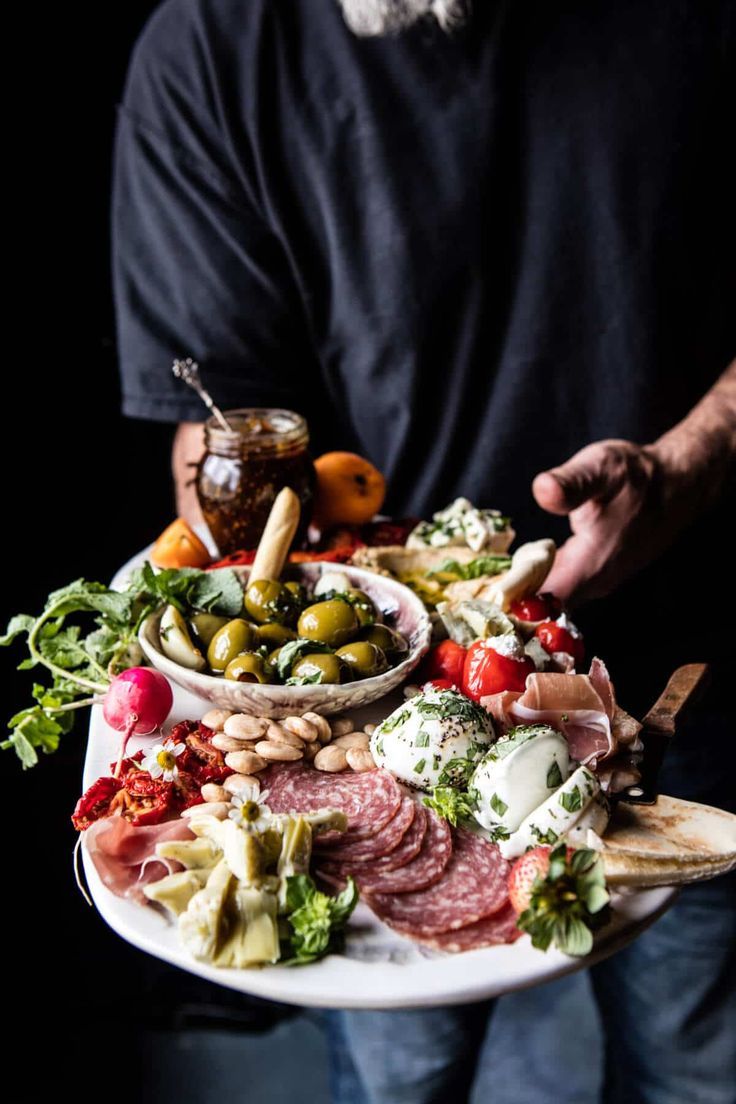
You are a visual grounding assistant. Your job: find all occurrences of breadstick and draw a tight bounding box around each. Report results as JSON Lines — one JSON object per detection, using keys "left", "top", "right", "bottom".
{"left": 250, "top": 487, "right": 301, "bottom": 582}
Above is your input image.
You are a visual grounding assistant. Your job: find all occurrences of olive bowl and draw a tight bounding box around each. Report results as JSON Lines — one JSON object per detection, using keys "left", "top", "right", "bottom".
{"left": 138, "top": 562, "right": 432, "bottom": 718}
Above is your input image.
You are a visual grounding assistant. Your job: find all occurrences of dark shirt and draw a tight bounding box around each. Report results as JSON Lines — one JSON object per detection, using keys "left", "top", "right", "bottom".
{"left": 113, "top": 0, "right": 735, "bottom": 738}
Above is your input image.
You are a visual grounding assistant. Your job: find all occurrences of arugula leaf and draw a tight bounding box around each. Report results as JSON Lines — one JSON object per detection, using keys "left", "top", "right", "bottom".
{"left": 283, "top": 875, "right": 359, "bottom": 965}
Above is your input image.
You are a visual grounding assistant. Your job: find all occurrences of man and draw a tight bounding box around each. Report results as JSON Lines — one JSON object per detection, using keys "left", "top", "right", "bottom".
{"left": 112, "top": 2, "right": 736, "bottom": 1101}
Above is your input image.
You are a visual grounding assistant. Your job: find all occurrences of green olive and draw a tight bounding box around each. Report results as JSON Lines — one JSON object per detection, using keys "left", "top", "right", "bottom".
{"left": 224, "top": 652, "right": 272, "bottom": 683}
{"left": 335, "top": 641, "right": 388, "bottom": 678}
{"left": 207, "top": 618, "right": 259, "bottom": 671}
{"left": 360, "top": 623, "right": 409, "bottom": 659}
{"left": 189, "top": 612, "right": 229, "bottom": 648}
{"left": 284, "top": 581, "right": 308, "bottom": 607}
{"left": 256, "top": 622, "right": 297, "bottom": 649}
{"left": 298, "top": 599, "right": 360, "bottom": 648}
{"left": 245, "top": 579, "right": 298, "bottom": 625}
{"left": 344, "top": 588, "right": 380, "bottom": 627}
{"left": 291, "top": 653, "right": 352, "bottom": 684}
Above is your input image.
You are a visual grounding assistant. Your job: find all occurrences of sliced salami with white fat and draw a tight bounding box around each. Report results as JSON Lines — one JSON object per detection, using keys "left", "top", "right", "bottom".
{"left": 319, "top": 806, "right": 451, "bottom": 895}
{"left": 325, "top": 802, "right": 429, "bottom": 873}
{"left": 262, "top": 762, "right": 403, "bottom": 839}
{"left": 415, "top": 902, "right": 522, "bottom": 952}
{"left": 315, "top": 796, "right": 415, "bottom": 861}
{"left": 366, "top": 827, "right": 510, "bottom": 936}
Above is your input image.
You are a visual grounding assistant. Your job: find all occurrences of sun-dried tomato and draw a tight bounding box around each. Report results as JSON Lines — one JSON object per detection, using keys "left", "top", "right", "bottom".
{"left": 71, "top": 775, "right": 124, "bottom": 831}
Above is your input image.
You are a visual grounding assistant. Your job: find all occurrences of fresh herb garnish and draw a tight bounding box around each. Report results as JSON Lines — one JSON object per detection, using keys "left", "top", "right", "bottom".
{"left": 559, "top": 786, "right": 583, "bottom": 812}
{"left": 415, "top": 729, "right": 430, "bottom": 748}
{"left": 276, "top": 639, "right": 334, "bottom": 680}
{"left": 423, "top": 785, "right": 476, "bottom": 828}
{"left": 377, "top": 707, "right": 411, "bottom": 734}
{"left": 413, "top": 759, "right": 427, "bottom": 774}
{"left": 428, "top": 555, "right": 512, "bottom": 581}
{"left": 531, "top": 825, "right": 559, "bottom": 845}
{"left": 282, "top": 875, "right": 359, "bottom": 965}
{"left": 436, "top": 756, "right": 478, "bottom": 787}
{"left": 285, "top": 671, "right": 325, "bottom": 687}
{"left": 415, "top": 691, "right": 488, "bottom": 728}
{"left": 546, "top": 761, "right": 563, "bottom": 789}
{"left": 490, "top": 793, "right": 508, "bottom": 817}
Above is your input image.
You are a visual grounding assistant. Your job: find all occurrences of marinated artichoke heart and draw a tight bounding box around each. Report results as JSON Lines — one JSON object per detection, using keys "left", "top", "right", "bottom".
{"left": 437, "top": 598, "right": 515, "bottom": 647}
{"left": 470, "top": 725, "right": 571, "bottom": 835}
{"left": 371, "top": 686, "right": 495, "bottom": 793}
{"left": 159, "top": 605, "right": 207, "bottom": 671}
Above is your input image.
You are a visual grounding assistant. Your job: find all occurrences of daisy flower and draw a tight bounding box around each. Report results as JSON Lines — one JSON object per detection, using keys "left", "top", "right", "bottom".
{"left": 142, "top": 738, "right": 186, "bottom": 782}
{"left": 228, "top": 781, "right": 273, "bottom": 833}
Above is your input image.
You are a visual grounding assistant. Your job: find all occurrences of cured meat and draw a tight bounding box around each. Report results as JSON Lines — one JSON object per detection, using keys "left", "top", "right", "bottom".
{"left": 315, "top": 797, "right": 415, "bottom": 861}
{"left": 84, "top": 815, "right": 194, "bottom": 904}
{"left": 262, "top": 762, "right": 403, "bottom": 839}
{"left": 320, "top": 806, "right": 451, "bottom": 895}
{"left": 366, "top": 827, "right": 510, "bottom": 936}
{"left": 415, "top": 902, "right": 522, "bottom": 952}
{"left": 352, "top": 803, "right": 429, "bottom": 871}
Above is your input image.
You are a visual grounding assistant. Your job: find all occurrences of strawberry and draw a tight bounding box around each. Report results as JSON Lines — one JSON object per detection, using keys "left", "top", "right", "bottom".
{"left": 508, "top": 843, "right": 611, "bottom": 956}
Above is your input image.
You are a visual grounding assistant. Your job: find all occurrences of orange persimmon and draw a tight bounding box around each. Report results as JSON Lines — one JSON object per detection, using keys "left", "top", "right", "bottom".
{"left": 150, "top": 518, "right": 211, "bottom": 569}
{"left": 312, "top": 452, "right": 386, "bottom": 529}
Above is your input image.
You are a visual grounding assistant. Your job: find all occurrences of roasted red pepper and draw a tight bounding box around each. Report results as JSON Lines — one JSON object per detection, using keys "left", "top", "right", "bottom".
{"left": 418, "top": 639, "right": 467, "bottom": 688}
{"left": 462, "top": 640, "right": 535, "bottom": 700}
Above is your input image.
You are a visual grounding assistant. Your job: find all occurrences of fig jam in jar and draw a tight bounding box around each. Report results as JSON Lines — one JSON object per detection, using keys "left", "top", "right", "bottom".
{"left": 197, "top": 409, "right": 315, "bottom": 555}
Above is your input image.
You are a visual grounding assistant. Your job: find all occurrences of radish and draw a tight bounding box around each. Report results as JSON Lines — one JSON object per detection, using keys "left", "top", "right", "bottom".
{"left": 104, "top": 668, "right": 174, "bottom": 777}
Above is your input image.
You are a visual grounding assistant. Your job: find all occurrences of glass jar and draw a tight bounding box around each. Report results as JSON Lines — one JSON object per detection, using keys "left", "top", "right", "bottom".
{"left": 196, "top": 409, "right": 315, "bottom": 555}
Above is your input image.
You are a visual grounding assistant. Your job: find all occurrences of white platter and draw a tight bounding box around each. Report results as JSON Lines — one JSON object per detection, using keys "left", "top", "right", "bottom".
{"left": 79, "top": 545, "right": 677, "bottom": 1010}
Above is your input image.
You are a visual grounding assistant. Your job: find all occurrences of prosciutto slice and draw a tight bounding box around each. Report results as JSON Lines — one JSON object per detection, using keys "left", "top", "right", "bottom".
{"left": 84, "top": 815, "right": 194, "bottom": 905}
{"left": 481, "top": 658, "right": 642, "bottom": 777}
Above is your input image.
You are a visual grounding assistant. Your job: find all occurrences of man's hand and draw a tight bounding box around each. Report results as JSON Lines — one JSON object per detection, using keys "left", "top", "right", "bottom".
{"left": 533, "top": 360, "right": 736, "bottom": 605}
{"left": 172, "top": 422, "right": 206, "bottom": 527}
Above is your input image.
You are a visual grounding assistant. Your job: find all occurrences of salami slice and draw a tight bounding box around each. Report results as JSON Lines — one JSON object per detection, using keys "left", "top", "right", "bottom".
{"left": 315, "top": 796, "right": 415, "bottom": 861}
{"left": 262, "top": 762, "right": 403, "bottom": 839}
{"left": 325, "top": 802, "right": 429, "bottom": 873}
{"left": 320, "top": 807, "right": 452, "bottom": 895}
{"left": 366, "top": 828, "right": 510, "bottom": 936}
{"left": 414, "top": 903, "right": 521, "bottom": 952}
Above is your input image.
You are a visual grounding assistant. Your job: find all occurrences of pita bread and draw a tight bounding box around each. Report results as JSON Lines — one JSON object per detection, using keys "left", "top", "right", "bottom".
{"left": 600, "top": 795, "right": 736, "bottom": 886}
{"left": 350, "top": 545, "right": 486, "bottom": 576}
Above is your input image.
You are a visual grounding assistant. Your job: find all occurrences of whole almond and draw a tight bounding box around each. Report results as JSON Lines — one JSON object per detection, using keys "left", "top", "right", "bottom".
{"left": 213, "top": 733, "right": 257, "bottom": 754}
{"left": 255, "top": 740, "right": 303, "bottom": 762}
{"left": 223, "top": 773, "right": 262, "bottom": 795}
{"left": 301, "top": 712, "right": 331, "bottom": 742}
{"left": 346, "top": 747, "right": 377, "bottom": 772}
{"left": 333, "top": 731, "right": 370, "bottom": 750}
{"left": 314, "top": 745, "right": 349, "bottom": 772}
{"left": 225, "top": 750, "right": 269, "bottom": 774}
{"left": 224, "top": 714, "right": 269, "bottom": 741}
{"left": 201, "top": 708, "right": 233, "bottom": 732}
{"left": 303, "top": 741, "right": 320, "bottom": 762}
{"left": 200, "top": 783, "right": 230, "bottom": 803}
{"left": 266, "top": 722, "right": 305, "bottom": 749}
{"left": 282, "top": 716, "right": 320, "bottom": 743}
{"left": 330, "top": 717, "right": 354, "bottom": 738}
{"left": 363, "top": 723, "right": 377, "bottom": 736}
{"left": 182, "top": 801, "right": 230, "bottom": 820}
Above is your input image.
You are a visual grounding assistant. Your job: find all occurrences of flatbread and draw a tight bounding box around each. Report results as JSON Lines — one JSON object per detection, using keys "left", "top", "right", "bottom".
{"left": 600, "top": 795, "right": 736, "bottom": 886}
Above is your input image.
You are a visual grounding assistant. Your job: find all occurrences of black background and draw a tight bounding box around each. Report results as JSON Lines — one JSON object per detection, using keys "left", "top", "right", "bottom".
{"left": 6, "top": 3, "right": 291, "bottom": 1089}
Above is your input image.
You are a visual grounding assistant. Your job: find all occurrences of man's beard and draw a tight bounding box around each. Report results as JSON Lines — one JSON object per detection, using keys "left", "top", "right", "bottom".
{"left": 337, "top": 0, "right": 467, "bottom": 37}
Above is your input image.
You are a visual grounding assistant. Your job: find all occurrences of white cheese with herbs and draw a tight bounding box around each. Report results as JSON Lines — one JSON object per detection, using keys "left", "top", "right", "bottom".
{"left": 370, "top": 687, "right": 495, "bottom": 792}
{"left": 499, "top": 765, "right": 602, "bottom": 859}
{"left": 407, "top": 498, "right": 513, "bottom": 553}
{"left": 470, "top": 725, "right": 570, "bottom": 834}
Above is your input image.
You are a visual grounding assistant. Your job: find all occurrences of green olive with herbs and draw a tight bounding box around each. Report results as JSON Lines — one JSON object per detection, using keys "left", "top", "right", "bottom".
{"left": 297, "top": 599, "right": 360, "bottom": 648}
{"left": 284, "top": 581, "right": 308, "bottom": 607}
{"left": 245, "top": 579, "right": 298, "bottom": 625}
{"left": 360, "top": 623, "right": 409, "bottom": 659}
{"left": 207, "top": 618, "right": 259, "bottom": 671}
{"left": 335, "top": 641, "right": 388, "bottom": 678}
{"left": 256, "top": 622, "right": 297, "bottom": 649}
{"left": 290, "top": 653, "right": 352, "bottom": 684}
{"left": 224, "top": 652, "right": 272, "bottom": 683}
{"left": 344, "top": 589, "right": 380, "bottom": 627}
{"left": 189, "top": 612, "right": 230, "bottom": 648}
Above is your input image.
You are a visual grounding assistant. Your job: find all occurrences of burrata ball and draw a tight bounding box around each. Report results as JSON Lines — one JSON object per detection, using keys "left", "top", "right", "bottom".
{"left": 470, "top": 724, "right": 570, "bottom": 834}
{"left": 370, "top": 687, "right": 495, "bottom": 792}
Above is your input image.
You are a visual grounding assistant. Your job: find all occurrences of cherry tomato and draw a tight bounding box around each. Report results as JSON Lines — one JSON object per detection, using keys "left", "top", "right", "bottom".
{"left": 510, "top": 594, "right": 562, "bottom": 622}
{"left": 418, "top": 639, "right": 467, "bottom": 687}
{"left": 535, "top": 620, "right": 585, "bottom": 665}
{"left": 462, "top": 640, "right": 535, "bottom": 701}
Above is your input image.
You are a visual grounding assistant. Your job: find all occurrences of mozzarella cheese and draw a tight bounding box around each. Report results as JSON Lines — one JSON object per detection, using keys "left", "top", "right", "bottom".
{"left": 470, "top": 726, "right": 570, "bottom": 833}
{"left": 370, "top": 687, "right": 495, "bottom": 792}
{"left": 499, "top": 765, "right": 602, "bottom": 859}
{"left": 407, "top": 498, "right": 514, "bottom": 553}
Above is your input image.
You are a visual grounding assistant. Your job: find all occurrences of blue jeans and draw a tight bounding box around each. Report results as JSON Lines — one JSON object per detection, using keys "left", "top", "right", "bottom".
{"left": 322, "top": 695, "right": 736, "bottom": 1104}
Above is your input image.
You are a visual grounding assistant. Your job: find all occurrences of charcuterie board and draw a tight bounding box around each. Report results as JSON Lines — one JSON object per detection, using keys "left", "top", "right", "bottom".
{"left": 78, "top": 546, "right": 677, "bottom": 1010}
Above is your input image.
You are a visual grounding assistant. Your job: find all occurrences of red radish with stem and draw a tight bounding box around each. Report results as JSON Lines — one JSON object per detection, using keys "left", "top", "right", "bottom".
{"left": 104, "top": 668, "right": 173, "bottom": 777}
